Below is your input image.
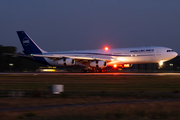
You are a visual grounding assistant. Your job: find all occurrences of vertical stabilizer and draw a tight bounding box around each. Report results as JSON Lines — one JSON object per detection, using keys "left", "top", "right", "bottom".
{"left": 17, "top": 31, "right": 46, "bottom": 54}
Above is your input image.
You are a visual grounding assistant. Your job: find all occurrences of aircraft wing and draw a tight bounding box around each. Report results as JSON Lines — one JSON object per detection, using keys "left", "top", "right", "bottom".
{"left": 31, "top": 54, "right": 113, "bottom": 62}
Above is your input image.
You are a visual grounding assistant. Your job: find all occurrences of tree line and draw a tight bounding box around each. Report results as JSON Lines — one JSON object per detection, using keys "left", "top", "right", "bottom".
{"left": 0, "top": 45, "right": 45, "bottom": 72}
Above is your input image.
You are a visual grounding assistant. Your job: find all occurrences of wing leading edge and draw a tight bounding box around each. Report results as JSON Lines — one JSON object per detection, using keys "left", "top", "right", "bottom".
{"left": 31, "top": 53, "right": 114, "bottom": 62}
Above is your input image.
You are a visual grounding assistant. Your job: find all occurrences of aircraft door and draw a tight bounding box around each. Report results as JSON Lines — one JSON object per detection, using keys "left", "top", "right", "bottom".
{"left": 156, "top": 48, "right": 161, "bottom": 56}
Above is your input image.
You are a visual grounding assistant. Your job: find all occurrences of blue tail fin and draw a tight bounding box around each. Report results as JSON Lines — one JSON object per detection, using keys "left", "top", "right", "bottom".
{"left": 17, "top": 31, "right": 46, "bottom": 54}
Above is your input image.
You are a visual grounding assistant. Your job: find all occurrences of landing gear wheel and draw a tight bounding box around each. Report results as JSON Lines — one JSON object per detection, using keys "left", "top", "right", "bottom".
{"left": 81, "top": 69, "right": 87, "bottom": 73}
{"left": 87, "top": 69, "right": 92, "bottom": 73}
{"left": 101, "top": 69, "right": 107, "bottom": 73}
{"left": 94, "top": 68, "right": 102, "bottom": 73}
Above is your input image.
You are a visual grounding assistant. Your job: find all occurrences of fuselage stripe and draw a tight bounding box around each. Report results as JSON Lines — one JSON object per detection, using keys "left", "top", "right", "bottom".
{"left": 42, "top": 52, "right": 155, "bottom": 57}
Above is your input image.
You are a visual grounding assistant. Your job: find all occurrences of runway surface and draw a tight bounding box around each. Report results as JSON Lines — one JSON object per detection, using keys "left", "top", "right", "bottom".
{"left": 1, "top": 72, "right": 180, "bottom": 76}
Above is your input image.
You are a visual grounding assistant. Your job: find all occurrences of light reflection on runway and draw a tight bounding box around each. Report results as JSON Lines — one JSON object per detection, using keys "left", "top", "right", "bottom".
{"left": 1, "top": 72, "right": 180, "bottom": 76}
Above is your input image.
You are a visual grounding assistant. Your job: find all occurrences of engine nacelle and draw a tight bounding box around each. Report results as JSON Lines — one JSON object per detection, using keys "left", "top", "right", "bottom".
{"left": 58, "top": 58, "right": 75, "bottom": 66}
{"left": 90, "top": 61, "right": 106, "bottom": 68}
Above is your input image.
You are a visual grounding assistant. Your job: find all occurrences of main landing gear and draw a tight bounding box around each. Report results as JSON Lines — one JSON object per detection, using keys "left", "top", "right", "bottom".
{"left": 81, "top": 67, "right": 107, "bottom": 73}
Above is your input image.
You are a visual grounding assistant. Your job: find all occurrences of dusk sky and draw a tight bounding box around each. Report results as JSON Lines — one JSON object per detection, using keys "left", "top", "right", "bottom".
{"left": 1, "top": 0, "right": 180, "bottom": 53}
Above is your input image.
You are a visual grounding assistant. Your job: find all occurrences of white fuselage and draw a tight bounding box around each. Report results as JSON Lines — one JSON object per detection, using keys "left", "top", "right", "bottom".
{"left": 42, "top": 46, "right": 178, "bottom": 67}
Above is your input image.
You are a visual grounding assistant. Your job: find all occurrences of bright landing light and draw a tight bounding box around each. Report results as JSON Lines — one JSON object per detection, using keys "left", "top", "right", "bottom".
{"left": 159, "top": 61, "right": 164, "bottom": 66}
{"left": 42, "top": 69, "right": 56, "bottom": 72}
{"left": 158, "top": 61, "right": 164, "bottom": 69}
{"left": 113, "top": 64, "right": 117, "bottom": 68}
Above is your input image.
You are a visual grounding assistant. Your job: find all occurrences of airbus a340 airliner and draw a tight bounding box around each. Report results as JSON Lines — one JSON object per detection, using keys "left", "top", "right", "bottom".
{"left": 17, "top": 31, "right": 178, "bottom": 72}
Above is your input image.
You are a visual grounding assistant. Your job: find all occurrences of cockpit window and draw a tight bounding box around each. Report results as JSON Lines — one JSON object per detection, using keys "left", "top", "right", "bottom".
{"left": 167, "top": 50, "right": 174, "bottom": 52}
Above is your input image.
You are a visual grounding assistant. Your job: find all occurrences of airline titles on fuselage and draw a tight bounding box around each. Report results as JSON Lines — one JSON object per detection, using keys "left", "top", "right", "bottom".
{"left": 130, "top": 49, "right": 154, "bottom": 53}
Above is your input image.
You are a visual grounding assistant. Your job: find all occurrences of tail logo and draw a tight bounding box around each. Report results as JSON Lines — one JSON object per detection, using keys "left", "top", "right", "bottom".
{"left": 22, "top": 37, "right": 30, "bottom": 46}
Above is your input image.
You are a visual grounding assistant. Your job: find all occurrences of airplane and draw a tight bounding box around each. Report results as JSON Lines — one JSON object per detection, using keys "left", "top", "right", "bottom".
{"left": 16, "top": 31, "right": 178, "bottom": 72}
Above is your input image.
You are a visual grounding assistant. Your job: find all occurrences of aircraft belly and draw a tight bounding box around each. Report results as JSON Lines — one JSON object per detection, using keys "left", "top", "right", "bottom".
{"left": 45, "top": 58, "right": 59, "bottom": 66}
{"left": 118, "top": 56, "right": 156, "bottom": 64}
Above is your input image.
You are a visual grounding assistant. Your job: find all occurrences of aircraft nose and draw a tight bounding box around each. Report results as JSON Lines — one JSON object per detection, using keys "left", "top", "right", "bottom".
{"left": 174, "top": 52, "right": 178, "bottom": 57}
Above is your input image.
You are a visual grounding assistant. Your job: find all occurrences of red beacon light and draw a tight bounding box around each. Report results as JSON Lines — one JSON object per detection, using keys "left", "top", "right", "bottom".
{"left": 104, "top": 47, "right": 109, "bottom": 51}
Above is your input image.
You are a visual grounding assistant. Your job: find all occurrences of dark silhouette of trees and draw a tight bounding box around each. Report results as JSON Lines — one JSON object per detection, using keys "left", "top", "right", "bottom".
{"left": 0, "top": 45, "right": 45, "bottom": 72}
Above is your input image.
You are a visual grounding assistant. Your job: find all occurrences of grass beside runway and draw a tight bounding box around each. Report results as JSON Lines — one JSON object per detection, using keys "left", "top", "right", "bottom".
{"left": 2, "top": 100, "right": 180, "bottom": 120}
{"left": 0, "top": 75, "right": 180, "bottom": 92}
{"left": 1, "top": 74, "right": 180, "bottom": 119}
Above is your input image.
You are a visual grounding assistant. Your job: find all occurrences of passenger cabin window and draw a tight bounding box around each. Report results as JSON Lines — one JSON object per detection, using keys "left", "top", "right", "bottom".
{"left": 167, "top": 50, "right": 174, "bottom": 52}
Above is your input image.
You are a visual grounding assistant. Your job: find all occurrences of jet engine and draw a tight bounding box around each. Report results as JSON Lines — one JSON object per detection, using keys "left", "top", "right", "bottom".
{"left": 58, "top": 58, "right": 75, "bottom": 66}
{"left": 90, "top": 61, "right": 106, "bottom": 68}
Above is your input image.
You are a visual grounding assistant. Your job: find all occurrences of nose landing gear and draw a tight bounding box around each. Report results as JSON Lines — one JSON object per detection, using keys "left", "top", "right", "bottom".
{"left": 158, "top": 61, "right": 164, "bottom": 69}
